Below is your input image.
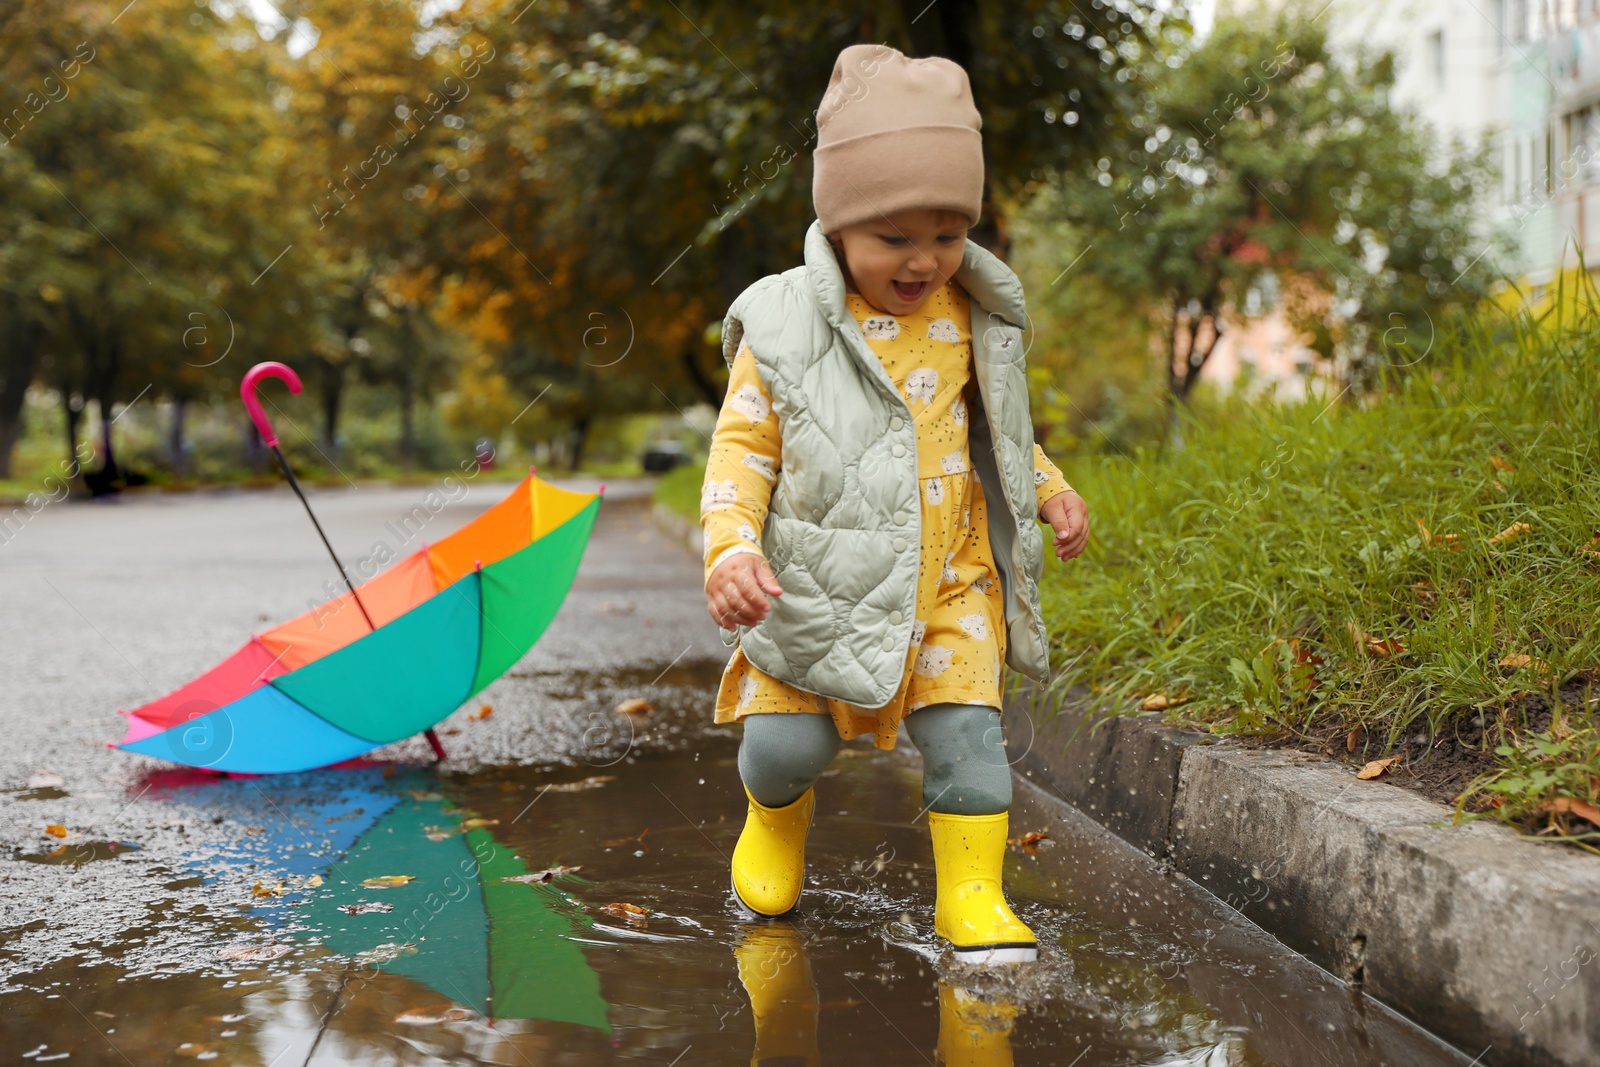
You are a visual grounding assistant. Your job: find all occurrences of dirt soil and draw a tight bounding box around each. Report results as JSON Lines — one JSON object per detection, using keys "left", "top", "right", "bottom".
{"left": 1220, "top": 677, "right": 1599, "bottom": 838}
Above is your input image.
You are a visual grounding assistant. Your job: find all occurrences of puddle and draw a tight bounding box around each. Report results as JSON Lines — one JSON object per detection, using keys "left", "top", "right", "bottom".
{"left": 16, "top": 840, "right": 139, "bottom": 865}
{"left": 0, "top": 672, "right": 1469, "bottom": 1065}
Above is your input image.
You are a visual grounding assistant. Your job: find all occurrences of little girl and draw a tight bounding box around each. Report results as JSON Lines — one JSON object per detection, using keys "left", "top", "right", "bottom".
{"left": 700, "top": 43, "right": 1089, "bottom": 966}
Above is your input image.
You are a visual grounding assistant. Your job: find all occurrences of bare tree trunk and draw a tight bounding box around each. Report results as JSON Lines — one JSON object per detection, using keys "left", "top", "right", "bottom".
{"left": 682, "top": 347, "right": 724, "bottom": 407}
{"left": 568, "top": 412, "right": 592, "bottom": 472}
{"left": 0, "top": 346, "right": 36, "bottom": 480}
{"left": 168, "top": 397, "right": 188, "bottom": 476}
{"left": 243, "top": 414, "right": 265, "bottom": 472}
{"left": 64, "top": 392, "right": 81, "bottom": 472}
{"left": 398, "top": 369, "right": 415, "bottom": 473}
{"left": 318, "top": 358, "right": 345, "bottom": 462}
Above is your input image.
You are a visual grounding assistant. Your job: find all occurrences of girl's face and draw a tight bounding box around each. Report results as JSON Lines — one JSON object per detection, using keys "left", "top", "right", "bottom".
{"left": 829, "top": 208, "right": 970, "bottom": 316}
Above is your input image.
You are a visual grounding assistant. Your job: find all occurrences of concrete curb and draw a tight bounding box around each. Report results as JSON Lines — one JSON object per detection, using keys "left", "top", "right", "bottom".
{"left": 1002, "top": 679, "right": 1600, "bottom": 1067}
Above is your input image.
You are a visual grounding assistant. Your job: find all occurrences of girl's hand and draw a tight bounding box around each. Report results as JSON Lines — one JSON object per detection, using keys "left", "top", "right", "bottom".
{"left": 706, "top": 552, "right": 784, "bottom": 629}
{"left": 1040, "top": 490, "right": 1089, "bottom": 561}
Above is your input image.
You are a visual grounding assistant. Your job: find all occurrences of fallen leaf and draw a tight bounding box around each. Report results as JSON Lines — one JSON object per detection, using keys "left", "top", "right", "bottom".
{"left": 251, "top": 880, "right": 287, "bottom": 898}
{"left": 501, "top": 864, "right": 583, "bottom": 884}
{"left": 1542, "top": 797, "right": 1600, "bottom": 826}
{"left": 614, "top": 697, "right": 653, "bottom": 721}
{"left": 470, "top": 704, "right": 494, "bottom": 720}
{"left": 1412, "top": 580, "right": 1436, "bottom": 602}
{"left": 44, "top": 824, "right": 67, "bottom": 838}
{"left": 305, "top": 875, "right": 323, "bottom": 888}
{"left": 408, "top": 790, "right": 442, "bottom": 801}
{"left": 460, "top": 818, "right": 499, "bottom": 830}
{"left": 394, "top": 1006, "right": 475, "bottom": 1025}
{"left": 546, "top": 775, "right": 617, "bottom": 793}
{"left": 1491, "top": 479, "right": 1506, "bottom": 491}
{"left": 1153, "top": 612, "right": 1183, "bottom": 636}
{"left": 1497, "top": 652, "right": 1555, "bottom": 682}
{"left": 439, "top": 727, "right": 461, "bottom": 735}
{"left": 1488, "top": 455, "right": 1514, "bottom": 472}
{"left": 1415, "top": 517, "right": 1462, "bottom": 551}
{"left": 1366, "top": 636, "right": 1405, "bottom": 659}
{"left": 1346, "top": 726, "right": 1362, "bottom": 752}
{"left": 338, "top": 901, "right": 393, "bottom": 915}
{"left": 603, "top": 828, "right": 650, "bottom": 847}
{"left": 424, "top": 828, "right": 455, "bottom": 842}
{"left": 217, "top": 943, "right": 291, "bottom": 962}
{"left": 1140, "top": 689, "right": 1192, "bottom": 711}
{"left": 1349, "top": 623, "right": 1404, "bottom": 658}
{"left": 598, "top": 902, "right": 649, "bottom": 923}
{"left": 1356, "top": 756, "right": 1400, "bottom": 780}
{"left": 1580, "top": 532, "right": 1600, "bottom": 559}
{"left": 1488, "top": 521, "right": 1531, "bottom": 546}
{"left": 1007, "top": 831, "right": 1053, "bottom": 855}
{"left": 361, "top": 875, "right": 415, "bottom": 889}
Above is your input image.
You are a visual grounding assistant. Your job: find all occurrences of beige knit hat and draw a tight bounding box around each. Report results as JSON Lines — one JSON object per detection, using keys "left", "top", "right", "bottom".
{"left": 812, "top": 44, "right": 984, "bottom": 235}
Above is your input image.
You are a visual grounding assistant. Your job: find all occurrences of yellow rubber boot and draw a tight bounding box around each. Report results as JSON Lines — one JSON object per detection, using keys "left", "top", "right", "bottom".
{"left": 929, "top": 810, "right": 1037, "bottom": 964}
{"left": 936, "top": 980, "right": 1019, "bottom": 1067}
{"left": 734, "top": 924, "right": 820, "bottom": 1067}
{"left": 731, "top": 787, "right": 815, "bottom": 918}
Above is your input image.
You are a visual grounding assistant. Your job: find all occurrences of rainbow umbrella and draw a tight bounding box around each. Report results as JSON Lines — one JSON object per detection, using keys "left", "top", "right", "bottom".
{"left": 113, "top": 362, "right": 601, "bottom": 774}
{"left": 296, "top": 792, "right": 611, "bottom": 1032}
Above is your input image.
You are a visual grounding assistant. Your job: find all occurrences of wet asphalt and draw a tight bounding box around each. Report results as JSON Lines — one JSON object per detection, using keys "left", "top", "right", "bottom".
{"left": 0, "top": 477, "right": 1473, "bottom": 1064}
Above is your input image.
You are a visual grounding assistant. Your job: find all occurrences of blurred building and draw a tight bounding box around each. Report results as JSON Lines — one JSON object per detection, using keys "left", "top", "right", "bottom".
{"left": 1327, "top": 0, "right": 1600, "bottom": 291}
{"left": 1203, "top": 0, "right": 1596, "bottom": 394}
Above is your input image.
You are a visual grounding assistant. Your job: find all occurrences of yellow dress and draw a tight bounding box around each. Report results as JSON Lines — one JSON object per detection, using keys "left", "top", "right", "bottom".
{"left": 701, "top": 279, "right": 1073, "bottom": 749}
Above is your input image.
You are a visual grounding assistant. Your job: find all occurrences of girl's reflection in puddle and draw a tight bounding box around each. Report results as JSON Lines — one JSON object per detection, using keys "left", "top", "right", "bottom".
{"left": 733, "top": 922, "right": 1019, "bottom": 1066}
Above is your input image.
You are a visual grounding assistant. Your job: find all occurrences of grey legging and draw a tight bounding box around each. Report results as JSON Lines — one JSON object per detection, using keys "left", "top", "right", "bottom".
{"left": 737, "top": 703, "right": 1012, "bottom": 815}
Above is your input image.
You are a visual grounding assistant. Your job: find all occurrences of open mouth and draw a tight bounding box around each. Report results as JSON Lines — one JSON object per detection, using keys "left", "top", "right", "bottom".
{"left": 891, "top": 279, "right": 929, "bottom": 302}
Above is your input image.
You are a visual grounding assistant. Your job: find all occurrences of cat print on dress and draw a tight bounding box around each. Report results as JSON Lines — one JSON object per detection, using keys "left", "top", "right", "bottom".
{"left": 730, "top": 383, "right": 770, "bottom": 422}
{"left": 702, "top": 478, "right": 738, "bottom": 512}
{"left": 925, "top": 477, "right": 945, "bottom": 505}
{"left": 927, "top": 318, "right": 960, "bottom": 342}
{"left": 862, "top": 316, "right": 900, "bottom": 340}
{"left": 905, "top": 367, "right": 939, "bottom": 404}
{"left": 743, "top": 453, "right": 777, "bottom": 481}
{"left": 957, "top": 612, "right": 990, "bottom": 641}
{"left": 736, "top": 671, "right": 760, "bottom": 712}
{"left": 914, "top": 644, "right": 955, "bottom": 678}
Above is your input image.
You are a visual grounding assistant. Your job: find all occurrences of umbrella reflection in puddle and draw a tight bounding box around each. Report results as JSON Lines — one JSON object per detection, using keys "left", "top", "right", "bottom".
{"left": 149, "top": 766, "right": 611, "bottom": 1034}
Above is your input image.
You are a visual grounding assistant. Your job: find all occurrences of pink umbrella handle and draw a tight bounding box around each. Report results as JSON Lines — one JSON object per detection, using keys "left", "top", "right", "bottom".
{"left": 240, "top": 362, "right": 302, "bottom": 448}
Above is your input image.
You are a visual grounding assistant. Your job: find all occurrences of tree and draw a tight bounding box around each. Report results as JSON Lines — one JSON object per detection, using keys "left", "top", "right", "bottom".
{"left": 422, "top": 0, "right": 1183, "bottom": 434}
{"left": 0, "top": 0, "right": 315, "bottom": 480}
{"left": 1039, "top": 11, "right": 1498, "bottom": 428}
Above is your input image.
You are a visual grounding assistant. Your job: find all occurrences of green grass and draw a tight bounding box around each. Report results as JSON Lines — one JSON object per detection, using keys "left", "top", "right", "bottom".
{"left": 654, "top": 461, "right": 706, "bottom": 523}
{"left": 1038, "top": 292, "right": 1599, "bottom": 841}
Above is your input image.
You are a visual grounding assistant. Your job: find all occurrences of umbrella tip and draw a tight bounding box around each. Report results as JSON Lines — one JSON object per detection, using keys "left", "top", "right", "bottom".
{"left": 598, "top": 482, "right": 607, "bottom": 496}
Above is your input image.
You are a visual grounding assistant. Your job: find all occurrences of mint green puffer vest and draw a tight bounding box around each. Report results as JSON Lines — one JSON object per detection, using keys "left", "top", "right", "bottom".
{"left": 717, "top": 219, "right": 1049, "bottom": 708}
